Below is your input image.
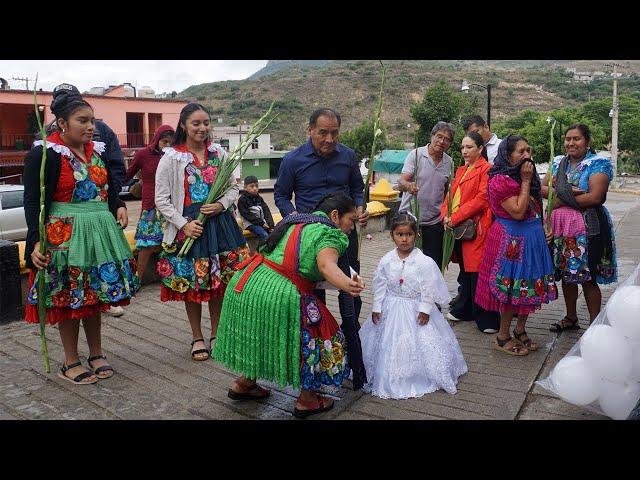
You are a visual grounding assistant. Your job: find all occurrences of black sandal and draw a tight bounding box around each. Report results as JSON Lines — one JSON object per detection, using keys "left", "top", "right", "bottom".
{"left": 190, "top": 338, "right": 210, "bottom": 361}
{"left": 87, "top": 354, "right": 115, "bottom": 379}
{"left": 57, "top": 360, "right": 98, "bottom": 385}
{"left": 549, "top": 316, "right": 580, "bottom": 332}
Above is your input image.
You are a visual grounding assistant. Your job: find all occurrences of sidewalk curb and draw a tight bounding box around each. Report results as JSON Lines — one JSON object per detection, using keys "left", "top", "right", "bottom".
{"left": 610, "top": 188, "right": 640, "bottom": 196}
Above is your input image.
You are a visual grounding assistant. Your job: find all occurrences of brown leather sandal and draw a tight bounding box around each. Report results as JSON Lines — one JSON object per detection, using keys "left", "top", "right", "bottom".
{"left": 513, "top": 329, "right": 539, "bottom": 351}
{"left": 227, "top": 381, "right": 271, "bottom": 400}
{"left": 293, "top": 393, "right": 335, "bottom": 419}
{"left": 493, "top": 335, "right": 529, "bottom": 356}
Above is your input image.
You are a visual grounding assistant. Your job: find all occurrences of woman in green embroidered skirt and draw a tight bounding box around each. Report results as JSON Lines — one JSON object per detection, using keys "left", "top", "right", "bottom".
{"left": 213, "top": 192, "right": 366, "bottom": 418}
{"left": 24, "top": 86, "right": 138, "bottom": 384}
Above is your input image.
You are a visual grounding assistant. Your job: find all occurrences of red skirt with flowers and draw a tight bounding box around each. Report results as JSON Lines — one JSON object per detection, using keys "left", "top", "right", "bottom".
{"left": 25, "top": 271, "right": 132, "bottom": 324}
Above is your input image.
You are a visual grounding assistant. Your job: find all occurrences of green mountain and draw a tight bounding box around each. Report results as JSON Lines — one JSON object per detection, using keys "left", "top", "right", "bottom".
{"left": 181, "top": 60, "right": 640, "bottom": 150}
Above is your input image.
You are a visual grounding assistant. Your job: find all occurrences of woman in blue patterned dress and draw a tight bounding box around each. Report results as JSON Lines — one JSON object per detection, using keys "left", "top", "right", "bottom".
{"left": 154, "top": 103, "right": 248, "bottom": 361}
{"left": 541, "top": 124, "right": 617, "bottom": 331}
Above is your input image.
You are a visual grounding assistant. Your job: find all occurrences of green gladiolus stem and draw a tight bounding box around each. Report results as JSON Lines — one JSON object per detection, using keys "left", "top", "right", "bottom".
{"left": 546, "top": 120, "right": 556, "bottom": 233}
{"left": 32, "top": 75, "right": 51, "bottom": 373}
{"left": 358, "top": 61, "right": 386, "bottom": 261}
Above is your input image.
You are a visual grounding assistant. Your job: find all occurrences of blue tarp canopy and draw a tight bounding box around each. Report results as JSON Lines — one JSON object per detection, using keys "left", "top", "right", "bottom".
{"left": 372, "top": 149, "right": 410, "bottom": 174}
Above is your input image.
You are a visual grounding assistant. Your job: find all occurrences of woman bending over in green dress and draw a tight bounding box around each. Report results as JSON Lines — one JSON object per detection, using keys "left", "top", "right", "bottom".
{"left": 213, "top": 192, "right": 365, "bottom": 418}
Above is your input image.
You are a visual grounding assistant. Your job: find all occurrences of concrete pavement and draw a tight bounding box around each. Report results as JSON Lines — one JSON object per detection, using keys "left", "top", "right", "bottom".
{"left": 1, "top": 192, "right": 638, "bottom": 420}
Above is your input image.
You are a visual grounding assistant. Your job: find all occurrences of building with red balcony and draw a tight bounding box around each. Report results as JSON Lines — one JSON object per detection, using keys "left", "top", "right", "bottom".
{"left": 0, "top": 85, "right": 187, "bottom": 183}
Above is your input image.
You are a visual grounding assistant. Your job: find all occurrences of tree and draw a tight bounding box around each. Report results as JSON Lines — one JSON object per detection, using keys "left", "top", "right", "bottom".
{"left": 410, "top": 80, "right": 469, "bottom": 147}
{"left": 340, "top": 118, "right": 403, "bottom": 162}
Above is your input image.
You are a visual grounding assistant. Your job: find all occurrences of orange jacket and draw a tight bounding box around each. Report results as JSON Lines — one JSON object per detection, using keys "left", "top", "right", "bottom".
{"left": 440, "top": 157, "right": 493, "bottom": 272}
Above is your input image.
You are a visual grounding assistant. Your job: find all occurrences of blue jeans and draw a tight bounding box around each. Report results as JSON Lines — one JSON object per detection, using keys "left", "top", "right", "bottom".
{"left": 247, "top": 224, "right": 269, "bottom": 239}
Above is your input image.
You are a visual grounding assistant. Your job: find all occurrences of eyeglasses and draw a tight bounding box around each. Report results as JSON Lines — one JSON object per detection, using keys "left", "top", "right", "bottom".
{"left": 433, "top": 134, "right": 453, "bottom": 143}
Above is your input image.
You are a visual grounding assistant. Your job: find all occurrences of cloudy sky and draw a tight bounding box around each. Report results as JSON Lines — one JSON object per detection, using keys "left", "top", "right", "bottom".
{"left": 0, "top": 60, "right": 268, "bottom": 94}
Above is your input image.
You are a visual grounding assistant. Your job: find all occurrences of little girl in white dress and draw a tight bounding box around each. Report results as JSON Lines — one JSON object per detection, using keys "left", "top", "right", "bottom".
{"left": 360, "top": 214, "right": 468, "bottom": 399}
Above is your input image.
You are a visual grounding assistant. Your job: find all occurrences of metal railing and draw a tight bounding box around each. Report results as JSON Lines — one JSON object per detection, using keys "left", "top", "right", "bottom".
{"left": 0, "top": 174, "right": 23, "bottom": 184}
{"left": 116, "top": 133, "right": 155, "bottom": 148}
{"left": 0, "top": 133, "right": 36, "bottom": 151}
{"left": 0, "top": 132, "right": 154, "bottom": 150}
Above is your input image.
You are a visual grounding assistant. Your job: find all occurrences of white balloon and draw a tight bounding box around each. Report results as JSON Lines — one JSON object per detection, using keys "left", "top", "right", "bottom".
{"left": 607, "top": 285, "right": 640, "bottom": 341}
{"left": 628, "top": 339, "right": 640, "bottom": 383}
{"left": 551, "top": 356, "right": 600, "bottom": 406}
{"left": 598, "top": 379, "right": 640, "bottom": 420}
{"left": 580, "top": 324, "right": 632, "bottom": 383}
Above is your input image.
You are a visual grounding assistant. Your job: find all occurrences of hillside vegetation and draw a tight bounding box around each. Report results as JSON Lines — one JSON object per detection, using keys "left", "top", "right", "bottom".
{"left": 180, "top": 60, "right": 640, "bottom": 150}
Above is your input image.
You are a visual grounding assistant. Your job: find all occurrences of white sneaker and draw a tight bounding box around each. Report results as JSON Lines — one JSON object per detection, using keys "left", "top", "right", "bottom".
{"left": 106, "top": 306, "right": 124, "bottom": 317}
{"left": 446, "top": 312, "right": 463, "bottom": 322}
{"left": 482, "top": 328, "right": 499, "bottom": 334}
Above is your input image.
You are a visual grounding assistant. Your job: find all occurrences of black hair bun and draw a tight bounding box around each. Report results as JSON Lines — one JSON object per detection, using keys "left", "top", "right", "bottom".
{"left": 51, "top": 84, "right": 83, "bottom": 117}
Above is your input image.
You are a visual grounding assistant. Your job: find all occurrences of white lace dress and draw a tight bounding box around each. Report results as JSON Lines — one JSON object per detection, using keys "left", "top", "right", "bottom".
{"left": 359, "top": 248, "right": 468, "bottom": 399}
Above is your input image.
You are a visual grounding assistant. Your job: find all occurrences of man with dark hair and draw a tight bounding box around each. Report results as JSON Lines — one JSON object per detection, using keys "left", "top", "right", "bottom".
{"left": 42, "top": 84, "right": 127, "bottom": 316}
{"left": 461, "top": 115, "right": 501, "bottom": 163}
{"left": 274, "top": 107, "right": 369, "bottom": 390}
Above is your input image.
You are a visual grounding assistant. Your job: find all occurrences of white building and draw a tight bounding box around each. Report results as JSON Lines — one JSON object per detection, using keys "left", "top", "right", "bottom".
{"left": 211, "top": 125, "right": 270, "bottom": 154}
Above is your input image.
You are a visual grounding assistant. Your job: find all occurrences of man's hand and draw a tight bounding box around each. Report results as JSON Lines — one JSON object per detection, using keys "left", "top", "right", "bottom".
{"left": 356, "top": 207, "right": 370, "bottom": 227}
{"left": 407, "top": 182, "right": 419, "bottom": 195}
{"left": 372, "top": 312, "right": 381, "bottom": 325}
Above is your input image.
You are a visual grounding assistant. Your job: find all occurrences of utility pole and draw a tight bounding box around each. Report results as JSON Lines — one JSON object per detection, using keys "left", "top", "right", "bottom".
{"left": 604, "top": 62, "right": 625, "bottom": 178}
{"left": 11, "top": 76, "right": 33, "bottom": 90}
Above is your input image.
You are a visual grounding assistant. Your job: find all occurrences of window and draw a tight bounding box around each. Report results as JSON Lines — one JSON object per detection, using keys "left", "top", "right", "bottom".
{"left": 253, "top": 159, "right": 260, "bottom": 167}
{"left": 251, "top": 139, "right": 259, "bottom": 150}
{"left": 0, "top": 190, "right": 24, "bottom": 209}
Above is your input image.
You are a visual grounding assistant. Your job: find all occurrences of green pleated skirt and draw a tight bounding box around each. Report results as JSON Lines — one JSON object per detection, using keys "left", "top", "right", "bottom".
{"left": 212, "top": 263, "right": 303, "bottom": 388}
{"left": 26, "top": 201, "right": 139, "bottom": 324}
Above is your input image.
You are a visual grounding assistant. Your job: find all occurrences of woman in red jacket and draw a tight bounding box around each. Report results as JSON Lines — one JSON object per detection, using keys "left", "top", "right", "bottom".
{"left": 124, "top": 125, "right": 175, "bottom": 283}
{"left": 441, "top": 132, "right": 500, "bottom": 333}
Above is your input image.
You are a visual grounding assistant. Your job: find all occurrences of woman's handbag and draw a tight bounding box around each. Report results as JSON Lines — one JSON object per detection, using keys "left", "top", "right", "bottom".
{"left": 453, "top": 219, "right": 477, "bottom": 241}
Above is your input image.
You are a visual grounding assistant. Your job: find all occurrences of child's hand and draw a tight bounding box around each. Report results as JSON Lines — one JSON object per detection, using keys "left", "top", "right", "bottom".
{"left": 372, "top": 312, "right": 381, "bottom": 324}
{"left": 418, "top": 312, "right": 430, "bottom": 326}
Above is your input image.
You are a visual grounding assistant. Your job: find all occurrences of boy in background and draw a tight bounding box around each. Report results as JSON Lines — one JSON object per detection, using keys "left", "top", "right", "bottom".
{"left": 238, "top": 175, "right": 275, "bottom": 239}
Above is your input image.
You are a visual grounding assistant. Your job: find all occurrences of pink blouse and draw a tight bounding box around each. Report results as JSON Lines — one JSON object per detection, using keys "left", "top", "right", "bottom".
{"left": 488, "top": 175, "right": 536, "bottom": 220}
